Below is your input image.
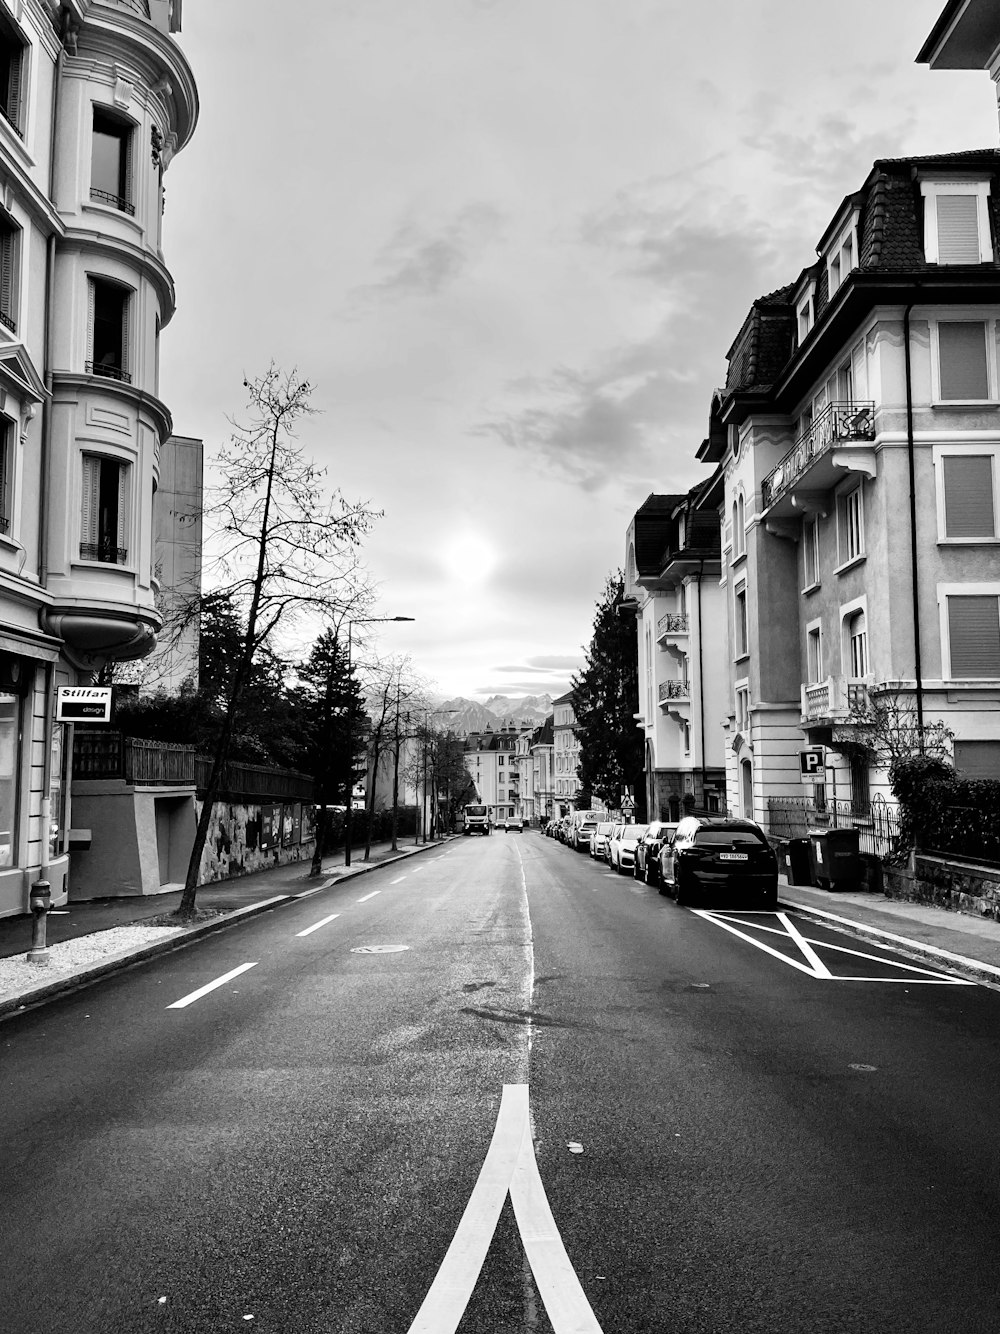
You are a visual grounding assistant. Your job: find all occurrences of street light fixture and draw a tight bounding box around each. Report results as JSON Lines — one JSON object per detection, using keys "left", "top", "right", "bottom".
{"left": 343, "top": 616, "right": 415, "bottom": 868}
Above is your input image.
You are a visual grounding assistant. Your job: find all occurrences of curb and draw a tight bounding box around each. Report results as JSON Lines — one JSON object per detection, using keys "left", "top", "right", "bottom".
{"left": 779, "top": 896, "right": 1000, "bottom": 988}
{"left": 0, "top": 837, "right": 455, "bottom": 1020}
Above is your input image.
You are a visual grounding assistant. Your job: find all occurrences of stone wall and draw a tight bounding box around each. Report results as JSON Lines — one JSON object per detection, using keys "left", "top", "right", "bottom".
{"left": 196, "top": 798, "right": 316, "bottom": 885}
{"left": 884, "top": 854, "right": 1000, "bottom": 923}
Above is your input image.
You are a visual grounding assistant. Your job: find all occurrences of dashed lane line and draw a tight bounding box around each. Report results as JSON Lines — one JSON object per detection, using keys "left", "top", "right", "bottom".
{"left": 357, "top": 890, "right": 381, "bottom": 903}
{"left": 295, "top": 913, "right": 341, "bottom": 938}
{"left": 390, "top": 876, "right": 406, "bottom": 884}
{"left": 166, "top": 962, "right": 258, "bottom": 1010}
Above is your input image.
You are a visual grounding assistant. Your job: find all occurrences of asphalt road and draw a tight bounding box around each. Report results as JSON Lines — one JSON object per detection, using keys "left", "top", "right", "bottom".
{"left": 2, "top": 833, "right": 1000, "bottom": 1333}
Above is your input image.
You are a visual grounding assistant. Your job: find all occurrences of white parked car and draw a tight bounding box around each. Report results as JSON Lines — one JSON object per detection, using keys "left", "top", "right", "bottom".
{"left": 608, "top": 822, "right": 648, "bottom": 874}
{"left": 590, "top": 821, "right": 615, "bottom": 859}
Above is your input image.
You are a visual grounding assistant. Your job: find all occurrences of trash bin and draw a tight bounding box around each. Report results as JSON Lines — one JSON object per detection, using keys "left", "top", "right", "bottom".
{"left": 808, "top": 827, "right": 860, "bottom": 891}
{"left": 786, "top": 837, "right": 813, "bottom": 886}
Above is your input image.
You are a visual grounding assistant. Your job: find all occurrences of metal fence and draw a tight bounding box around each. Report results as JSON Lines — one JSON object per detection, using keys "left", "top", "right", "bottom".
{"left": 73, "top": 731, "right": 314, "bottom": 802}
{"left": 766, "top": 794, "right": 901, "bottom": 861}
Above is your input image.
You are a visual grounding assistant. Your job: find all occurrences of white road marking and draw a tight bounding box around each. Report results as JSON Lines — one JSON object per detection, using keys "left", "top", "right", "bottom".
{"left": 296, "top": 913, "right": 341, "bottom": 938}
{"left": 357, "top": 890, "right": 380, "bottom": 902}
{"left": 166, "top": 962, "right": 258, "bottom": 1009}
{"left": 407, "top": 1085, "right": 602, "bottom": 1334}
{"left": 410, "top": 866, "right": 425, "bottom": 873}
{"left": 390, "top": 876, "right": 406, "bottom": 884}
{"left": 694, "top": 910, "right": 973, "bottom": 983}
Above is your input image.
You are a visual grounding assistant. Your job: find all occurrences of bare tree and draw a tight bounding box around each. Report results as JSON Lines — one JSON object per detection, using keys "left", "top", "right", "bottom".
{"left": 176, "top": 367, "right": 379, "bottom": 917}
{"left": 833, "top": 687, "right": 953, "bottom": 785}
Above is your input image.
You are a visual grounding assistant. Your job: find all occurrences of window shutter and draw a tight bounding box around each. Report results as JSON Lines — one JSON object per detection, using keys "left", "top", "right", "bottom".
{"left": 936, "top": 195, "right": 981, "bottom": 264}
{"left": 943, "top": 455, "right": 995, "bottom": 537}
{"left": 120, "top": 291, "right": 130, "bottom": 377}
{"left": 953, "top": 740, "right": 1000, "bottom": 779}
{"left": 86, "top": 279, "right": 95, "bottom": 366}
{"left": 939, "top": 321, "right": 989, "bottom": 400}
{"left": 7, "top": 46, "right": 21, "bottom": 134}
{"left": 0, "top": 226, "right": 12, "bottom": 321}
{"left": 123, "top": 127, "right": 134, "bottom": 208}
{"left": 116, "top": 461, "right": 129, "bottom": 559}
{"left": 0, "top": 421, "right": 9, "bottom": 528}
{"left": 949, "top": 595, "right": 1000, "bottom": 677}
{"left": 80, "top": 455, "right": 99, "bottom": 553}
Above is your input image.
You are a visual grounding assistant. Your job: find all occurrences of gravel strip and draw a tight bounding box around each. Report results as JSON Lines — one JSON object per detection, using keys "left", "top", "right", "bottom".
{"left": 0, "top": 924, "right": 183, "bottom": 1004}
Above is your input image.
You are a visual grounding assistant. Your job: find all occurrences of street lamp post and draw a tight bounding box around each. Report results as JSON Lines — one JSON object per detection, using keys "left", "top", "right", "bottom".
{"left": 342, "top": 616, "right": 414, "bottom": 869}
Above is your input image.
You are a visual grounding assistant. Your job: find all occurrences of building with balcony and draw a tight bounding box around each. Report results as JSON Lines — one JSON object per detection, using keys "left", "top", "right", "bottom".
{"left": 625, "top": 483, "right": 728, "bottom": 819}
{"left": 0, "top": 2, "right": 197, "bottom": 918}
{"left": 552, "top": 690, "right": 582, "bottom": 813}
{"left": 464, "top": 725, "right": 523, "bottom": 823}
{"left": 698, "top": 148, "right": 1000, "bottom": 823}
{"left": 529, "top": 714, "right": 554, "bottom": 823}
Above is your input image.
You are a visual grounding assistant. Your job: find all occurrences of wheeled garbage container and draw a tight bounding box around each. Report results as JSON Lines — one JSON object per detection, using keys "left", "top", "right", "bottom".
{"left": 786, "top": 837, "right": 814, "bottom": 886}
{"left": 808, "top": 827, "right": 861, "bottom": 892}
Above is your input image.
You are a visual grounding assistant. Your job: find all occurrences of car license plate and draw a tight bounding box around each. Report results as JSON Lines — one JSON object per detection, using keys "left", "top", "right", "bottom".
{"left": 719, "top": 852, "right": 748, "bottom": 861}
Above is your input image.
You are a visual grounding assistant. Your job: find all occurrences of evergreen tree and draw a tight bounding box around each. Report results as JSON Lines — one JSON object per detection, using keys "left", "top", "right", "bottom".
{"left": 572, "top": 570, "right": 646, "bottom": 819}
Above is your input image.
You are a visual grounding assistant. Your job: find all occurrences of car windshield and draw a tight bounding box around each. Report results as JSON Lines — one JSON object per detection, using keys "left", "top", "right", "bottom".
{"left": 466, "top": 806, "right": 487, "bottom": 816}
{"left": 624, "top": 825, "right": 648, "bottom": 840}
{"left": 694, "top": 828, "right": 768, "bottom": 846}
{"left": 596, "top": 823, "right": 613, "bottom": 834}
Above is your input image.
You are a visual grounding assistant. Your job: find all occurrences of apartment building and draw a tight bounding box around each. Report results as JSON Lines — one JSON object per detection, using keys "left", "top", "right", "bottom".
{"left": 464, "top": 725, "right": 522, "bottom": 823}
{"left": 699, "top": 149, "right": 1000, "bottom": 822}
{"left": 552, "top": 690, "right": 582, "bottom": 813}
{"left": 0, "top": 1, "right": 197, "bottom": 917}
{"left": 625, "top": 482, "right": 728, "bottom": 820}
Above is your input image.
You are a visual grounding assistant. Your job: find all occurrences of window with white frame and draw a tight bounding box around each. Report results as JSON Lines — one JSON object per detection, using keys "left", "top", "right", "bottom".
{"left": 735, "top": 682, "right": 750, "bottom": 734}
{"left": 87, "top": 278, "right": 132, "bottom": 383}
{"left": 80, "top": 454, "right": 130, "bottom": 564}
{"left": 802, "top": 516, "right": 820, "bottom": 588}
{"left": 681, "top": 721, "right": 691, "bottom": 754}
{"left": 91, "top": 107, "right": 135, "bottom": 215}
{"left": 0, "top": 211, "right": 19, "bottom": 334}
{"left": 0, "top": 10, "right": 26, "bottom": 138}
{"left": 837, "top": 484, "right": 864, "bottom": 565}
{"left": 0, "top": 415, "right": 12, "bottom": 535}
{"left": 937, "top": 320, "right": 991, "bottom": 401}
{"left": 945, "top": 592, "right": 1000, "bottom": 678}
{"left": 732, "top": 492, "right": 746, "bottom": 558}
{"left": 796, "top": 282, "right": 815, "bottom": 343}
{"left": 826, "top": 216, "right": 859, "bottom": 298}
{"left": 806, "top": 622, "right": 823, "bottom": 683}
{"left": 920, "top": 180, "right": 994, "bottom": 265}
{"left": 844, "top": 607, "right": 868, "bottom": 678}
{"left": 734, "top": 583, "right": 748, "bottom": 659}
{"left": 938, "top": 450, "right": 997, "bottom": 540}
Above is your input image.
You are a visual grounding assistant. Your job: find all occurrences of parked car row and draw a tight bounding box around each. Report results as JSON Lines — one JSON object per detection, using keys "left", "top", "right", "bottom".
{"left": 545, "top": 813, "right": 779, "bottom": 908}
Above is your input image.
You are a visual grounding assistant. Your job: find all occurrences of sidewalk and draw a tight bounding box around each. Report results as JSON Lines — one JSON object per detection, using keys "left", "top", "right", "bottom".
{"left": 0, "top": 836, "right": 453, "bottom": 1016}
{"left": 778, "top": 876, "right": 1000, "bottom": 985}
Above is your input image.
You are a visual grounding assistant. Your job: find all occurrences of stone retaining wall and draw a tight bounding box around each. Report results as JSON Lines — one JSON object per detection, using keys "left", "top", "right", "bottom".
{"left": 884, "top": 855, "right": 1000, "bottom": 923}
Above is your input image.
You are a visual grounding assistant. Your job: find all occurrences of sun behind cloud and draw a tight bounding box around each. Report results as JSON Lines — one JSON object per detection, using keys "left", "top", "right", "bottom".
{"left": 440, "top": 530, "right": 499, "bottom": 586}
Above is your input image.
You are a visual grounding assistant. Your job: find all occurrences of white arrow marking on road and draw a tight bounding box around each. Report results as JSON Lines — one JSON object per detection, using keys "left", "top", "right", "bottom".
{"left": 166, "top": 962, "right": 258, "bottom": 1009}
{"left": 357, "top": 890, "right": 381, "bottom": 902}
{"left": 407, "top": 1084, "right": 603, "bottom": 1334}
{"left": 296, "top": 913, "right": 341, "bottom": 938}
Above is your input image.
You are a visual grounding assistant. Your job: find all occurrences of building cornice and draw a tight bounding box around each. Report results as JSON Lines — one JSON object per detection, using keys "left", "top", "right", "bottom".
{"left": 59, "top": 227, "right": 176, "bottom": 322}
{"left": 52, "top": 370, "right": 173, "bottom": 441}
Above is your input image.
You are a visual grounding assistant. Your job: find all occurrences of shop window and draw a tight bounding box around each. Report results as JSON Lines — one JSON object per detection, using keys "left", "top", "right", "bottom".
{"left": 0, "top": 691, "right": 20, "bottom": 866}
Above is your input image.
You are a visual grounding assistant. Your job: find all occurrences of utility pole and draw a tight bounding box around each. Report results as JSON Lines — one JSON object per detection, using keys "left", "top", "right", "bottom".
{"left": 391, "top": 677, "right": 401, "bottom": 852}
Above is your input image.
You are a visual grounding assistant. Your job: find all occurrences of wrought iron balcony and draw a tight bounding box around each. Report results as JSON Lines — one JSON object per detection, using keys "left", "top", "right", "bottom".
{"left": 86, "top": 361, "right": 133, "bottom": 384}
{"left": 90, "top": 188, "right": 137, "bottom": 216}
{"left": 0, "top": 310, "right": 15, "bottom": 333}
{"left": 761, "top": 401, "right": 875, "bottom": 513}
{"left": 79, "top": 541, "right": 128, "bottom": 565}
{"left": 656, "top": 612, "right": 689, "bottom": 639}
{"left": 658, "top": 680, "right": 690, "bottom": 703}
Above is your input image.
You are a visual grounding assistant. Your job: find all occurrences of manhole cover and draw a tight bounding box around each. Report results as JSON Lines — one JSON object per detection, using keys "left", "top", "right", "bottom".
{"left": 351, "top": 945, "right": 410, "bottom": 954}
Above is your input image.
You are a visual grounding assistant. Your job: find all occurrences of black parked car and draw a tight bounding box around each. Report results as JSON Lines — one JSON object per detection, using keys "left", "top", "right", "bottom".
{"left": 658, "top": 816, "right": 778, "bottom": 908}
{"left": 632, "top": 821, "right": 678, "bottom": 885}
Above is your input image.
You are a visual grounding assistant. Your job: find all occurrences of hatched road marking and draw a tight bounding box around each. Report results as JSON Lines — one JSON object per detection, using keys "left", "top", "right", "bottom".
{"left": 693, "top": 910, "right": 975, "bottom": 984}
{"left": 407, "top": 1084, "right": 603, "bottom": 1334}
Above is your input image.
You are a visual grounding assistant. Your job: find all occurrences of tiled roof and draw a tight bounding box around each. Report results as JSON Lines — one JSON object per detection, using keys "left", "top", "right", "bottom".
{"left": 631, "top": 493, "right": 687, "bottom": 576}
{"left": 722, "top": 149, "right": 1000, "bottom": 400}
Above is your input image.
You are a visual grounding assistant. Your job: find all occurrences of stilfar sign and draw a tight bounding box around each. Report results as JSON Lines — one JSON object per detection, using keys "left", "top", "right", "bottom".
{"left": 56, "top": 686, "right": 113, "bottom": 723}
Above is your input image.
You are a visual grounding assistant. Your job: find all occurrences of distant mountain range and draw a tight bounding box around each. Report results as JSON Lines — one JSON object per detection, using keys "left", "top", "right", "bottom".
{"left": 438, "top": 693, "right": 554, "bottom": 733}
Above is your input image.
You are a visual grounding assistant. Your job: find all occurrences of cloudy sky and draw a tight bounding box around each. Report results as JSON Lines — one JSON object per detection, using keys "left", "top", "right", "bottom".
{"left": 159, "top": 0, "right": 997, "bottom": 702}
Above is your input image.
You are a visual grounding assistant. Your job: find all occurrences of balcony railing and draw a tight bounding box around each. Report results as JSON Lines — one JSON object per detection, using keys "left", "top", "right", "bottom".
{"left": 79, "top": 541, "right": 128, "bottom": 564}
{"left": 86, "top": 360, "right": 133, "bottom": 384}
{"left": 74, "top": 731, "right": 196, "bottom": 785}
{"left": 89, "top": 187, "right": 136, "bottom": 216}
{"left": 801, "top": 676, "right": 869, "bottom": 723}
{"left": 658, "top": 680, "right": 690, "bottom": 702}
{"left": 761, "top": 401, "right": 875, "bottom": 510}
{"left": 656, "top": 612, "right": 689, "bottom": 637}
{"left": 0, "top": 310, "right": 15, "bottom": 333}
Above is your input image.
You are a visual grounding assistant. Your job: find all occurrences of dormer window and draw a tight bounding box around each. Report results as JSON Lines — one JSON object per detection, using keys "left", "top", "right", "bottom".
{"left": 826, "top": 215, "right": 859, "bottom": 299}
{"left": 796, "top": 283, "right": 816, "bottom": 343}
{"left": 920, "top": 179, "right": 993, "bottom": 265}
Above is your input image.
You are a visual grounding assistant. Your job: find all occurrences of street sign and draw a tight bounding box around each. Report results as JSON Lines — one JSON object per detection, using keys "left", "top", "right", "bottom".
{"left": 621, "top": 793, "right": 635, "bottom": 812}
{"left": 56, "top": 686, "right": 113, "bottom": 723}
{"left": 799, "top": 746, "right": 825, "bottom": 779}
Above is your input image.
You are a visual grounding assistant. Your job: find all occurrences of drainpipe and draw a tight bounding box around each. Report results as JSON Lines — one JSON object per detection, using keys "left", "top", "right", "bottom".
{"left": 903, "top": 302, "right": 925, "bottom": 740}
{"left": 696, "top": 558, "right": 707, "bottom": 804}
